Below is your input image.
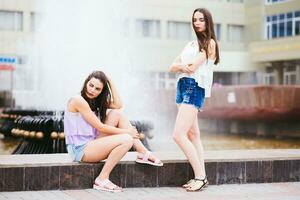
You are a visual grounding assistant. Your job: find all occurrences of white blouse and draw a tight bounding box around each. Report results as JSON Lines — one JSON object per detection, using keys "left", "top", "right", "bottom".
{"left": 178, "top": 41, "right": 215, "bottom": 98}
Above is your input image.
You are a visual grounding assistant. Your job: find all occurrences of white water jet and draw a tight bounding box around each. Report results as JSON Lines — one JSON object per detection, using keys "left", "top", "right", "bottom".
{"left": 17, "top": 0, "right": 152, "bottom": 120}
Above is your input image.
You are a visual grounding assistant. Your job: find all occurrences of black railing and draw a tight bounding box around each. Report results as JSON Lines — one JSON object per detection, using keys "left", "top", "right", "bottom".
{"left": 0, "top": 109, "right": 153, "bottom": 154}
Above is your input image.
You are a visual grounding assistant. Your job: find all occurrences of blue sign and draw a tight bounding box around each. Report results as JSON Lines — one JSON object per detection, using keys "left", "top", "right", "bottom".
{"left": 0, "top": 56, "right": 17, "bottom": 64}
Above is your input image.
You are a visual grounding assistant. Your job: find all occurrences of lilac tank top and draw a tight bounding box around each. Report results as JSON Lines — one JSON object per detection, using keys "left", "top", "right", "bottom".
{"left": 64, "top": 109, "right": 99, "bottom": 146}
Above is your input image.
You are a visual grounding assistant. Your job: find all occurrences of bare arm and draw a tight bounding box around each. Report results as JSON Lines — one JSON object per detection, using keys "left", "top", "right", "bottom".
{"left": 186, "top": 39, "right": 216, "bottom": 73}
{"left": 107, "top": 76, "right": 123, "bottom": 109}
{"left": 184, "top": 51, "right": 206, "bottom": 73}
{"left": 70, "top": 96, "right": 138, "bottom": 137}
{"left": 169, "top": 42, "right": 194, "bottom": 73}
{"left": 169, "top": 56, "right": 188, "bottom": 73}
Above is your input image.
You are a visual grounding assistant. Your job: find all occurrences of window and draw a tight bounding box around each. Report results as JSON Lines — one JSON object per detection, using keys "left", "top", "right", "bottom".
{"left": 296, "top": 21, "right": 300, "bottom": 35}
{"left": 159, "top": 72, "right": 165, "bottom": 78}
{"left": 154, "top": 72, "right": 177, "bottom": 90}
{"left": 265, "top": 10, "right": 300, "bottom": 39}
{"left": 283, "top": 66, "right": 297, "bottom": 85}
{"left": 265, "top": 0, "right": 289, "bottom": 4}
{"left": 0, "top": 10, "right": 23, "bottom": 31}
{"left": 136, "top": 19, "right": 160, "bottom": 38}
{"left": 214, "top": 23, "right": 221, "bottom": 41}
{"left": 263, "top": 73, "right": 276, "bottom": 85}
{"left": 31, "top": 12, "right": 43, "bottom": 32}
{"left": 227, "top": 25, "right": 244, "bottom": 42}
{"left": 167, "top": 21, "right": 191, "bottom": 40}
{"left": 227, "top": 0, "right": 244, "bottom": 3}
{"left": 263, "top": 68, "right": 276, "bottom": 85}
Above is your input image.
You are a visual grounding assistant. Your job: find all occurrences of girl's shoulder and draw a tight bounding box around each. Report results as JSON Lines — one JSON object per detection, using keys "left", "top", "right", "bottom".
{"left": 208, "top": 39, "right": 217, "bottom": 60}
{"left": 209, "top": 39, "right": 216, "bottom": 49}
{"left": 182, "top": 40, "right": 198, "bottom": 52}
{"left": 67, "top": 95, "right": 89, "bottom": 113}
{"left": 68, "top": 95, "right": 86, "bottom": 106}
{"left": 187, "top": 40, "right": 198, "bottom": 47}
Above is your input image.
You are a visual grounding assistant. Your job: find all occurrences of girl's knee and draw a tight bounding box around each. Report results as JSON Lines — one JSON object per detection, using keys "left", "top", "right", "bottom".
{"left": 120, "top": 134, "right": 134, "bottom": 147}
{"left": 172, "top": 132, "right": 181, "bottom": 143}
{"left": 188, "top": 132, "right": 199, "bottom": 141}
{"left": 110, "top": 109, "right": 123, "bottom": 118}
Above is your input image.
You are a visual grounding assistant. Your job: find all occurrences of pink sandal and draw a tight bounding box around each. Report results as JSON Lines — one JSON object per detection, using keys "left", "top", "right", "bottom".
{"left": 136, "top": 151, "right": 163, "bottom": 167}
{"left": 93, "top": 178, "right": 122, "bottom": 193}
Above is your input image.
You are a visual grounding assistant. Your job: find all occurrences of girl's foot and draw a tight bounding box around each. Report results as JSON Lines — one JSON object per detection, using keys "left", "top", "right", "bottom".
{"left": 136, "top": 151, "right": 163, "bottom": 166}
{"left": 186, "top": 177, "right": 208, "bottom": 192}
{"left": 93, "top": 178, "right": 122, "bottom": 193}
{"left": 182, "top": 179, "right": 194, "bottom": 188}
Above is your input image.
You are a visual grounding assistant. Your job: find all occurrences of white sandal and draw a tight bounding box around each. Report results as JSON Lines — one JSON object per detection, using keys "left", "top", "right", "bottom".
{"left": 135, "top": 151, "right": 163, "bottom": 167}
{"left": 93, "top": 178, "right": 122, "bottom": 193}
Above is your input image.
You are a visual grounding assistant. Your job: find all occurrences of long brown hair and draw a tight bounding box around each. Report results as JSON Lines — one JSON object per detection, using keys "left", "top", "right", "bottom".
{"left": 192, "top": 8, "right": 220, "bottom": 65}
{"left": 81, "top": 71, "right": 111, "bottom": 122}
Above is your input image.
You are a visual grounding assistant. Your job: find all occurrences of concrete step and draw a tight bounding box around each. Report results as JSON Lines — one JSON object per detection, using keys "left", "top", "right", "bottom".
{"left": 0, "top": 149, "right": 299, "bottom": 191}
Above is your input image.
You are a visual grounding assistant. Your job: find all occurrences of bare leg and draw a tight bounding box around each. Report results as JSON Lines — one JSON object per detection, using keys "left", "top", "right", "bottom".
{"left": 82, "top": 134, "right": 133, "bottom": 180}
{"left": 172, "top": 104, "right": 203, "bottom": 178}
{"left": 187, "top": 116, "right": 206, "bottom": 178}
{"left": 104, "top": 109, "right": 160, "bottom": 162}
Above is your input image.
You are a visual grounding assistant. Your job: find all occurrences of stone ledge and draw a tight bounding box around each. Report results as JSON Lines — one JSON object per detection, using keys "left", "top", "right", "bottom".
{"left": 1, "top": 149, "right": 300, "bottom": 166}
{"left": 0, "top": 149, "right": 299, "bottom": 191}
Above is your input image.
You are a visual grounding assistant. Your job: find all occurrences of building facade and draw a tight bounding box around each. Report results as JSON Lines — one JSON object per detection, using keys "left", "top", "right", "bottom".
{"left": 0, "top": 0, "right": 299, "bottom": 107}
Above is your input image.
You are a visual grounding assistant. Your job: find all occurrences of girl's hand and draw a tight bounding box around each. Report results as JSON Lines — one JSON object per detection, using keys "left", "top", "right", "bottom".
{"left": 182, "top": 64, "right": 195, "bottom": 74}
{"left": 126, "top": 127, "right": 140, "bottom": 139}
{"left": 181, "top": 64, "right": 191, "bottom": 73}
{"left": 186, "top": 64, "right": 197, "bottom": 73}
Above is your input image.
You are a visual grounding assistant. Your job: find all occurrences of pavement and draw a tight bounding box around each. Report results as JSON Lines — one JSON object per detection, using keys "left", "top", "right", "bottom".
{"left": 1, "top": 182, "right": 300, "bottom": 200}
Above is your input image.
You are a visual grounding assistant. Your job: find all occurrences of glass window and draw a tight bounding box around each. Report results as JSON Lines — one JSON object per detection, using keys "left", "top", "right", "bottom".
{"left": 286, "top": 21, "right": 293, "bottom": 36}
{"left": 272, "top": 15, "right": 277, "bottom": 21}
{"left": 0, "top": 10, "right": 23, "bottom": 31}
{"left": 287, "top": 12, "right": 293, "bottom": 19}
{"left": 168, "top": 73, "right": 176, "bottom": 79}
{"left": 136, "top": 19, "right": 160, "bottom": 38}
{"left": 266, "top": 0, "right": 289, "bottom": 4}
{"left": 272, "top": 23, "right": 277, "bottom": 38}
{"left": 279, "top": 22, "right": 285, "bottom": 37}
{"left": 265, "top": 11, "right": 300, "bottom": 39}
{"left": 263, "top": 73, "right": 276, "bottom": 85}
{"left": 154, "top": 71, "right": 177, "bottom": 90}
{"left": 214, "top": 23, "right": 221, "bottom": 41}
{"left": 296, "top": 21, "right": 300, "bottom": 35}
{"left": 227, "top": 0, "right": 244, "bottom": 3}
{"left": 279, "top": 14, "right": 285, "bottom": 20}
{"left": 159, "top": 72, "right": 165, "bottom": 78}
{"left": 227, "top": 24, "right": 244, "bottom": 42}
{"left": 30, "top": 12, "right": 43, "bottom": 32}
{"left": 267, "top": 25, "right": 270, "bottom": 39}
{"left": 167, "top": 21, "right": 191, "bottom": 40}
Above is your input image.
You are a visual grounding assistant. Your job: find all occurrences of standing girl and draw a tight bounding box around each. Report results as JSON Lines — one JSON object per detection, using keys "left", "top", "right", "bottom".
{"left": 169, "top": 8, "right": 220, "bottom": 192}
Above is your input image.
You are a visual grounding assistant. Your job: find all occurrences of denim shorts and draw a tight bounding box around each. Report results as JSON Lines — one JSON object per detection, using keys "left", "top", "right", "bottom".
{"left": 66, "top": 143, "right": 87, "bottom": 162}
{"left": 176, "top": 77, "right": 205, "bottom": 110}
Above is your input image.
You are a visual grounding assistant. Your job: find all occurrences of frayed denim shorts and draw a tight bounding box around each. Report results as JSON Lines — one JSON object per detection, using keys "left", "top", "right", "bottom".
{"left": 66, "top": 143, "right": 87, "bottom": 162}
{"left": 176, "top": 77, "right": 205, "bottom": 110}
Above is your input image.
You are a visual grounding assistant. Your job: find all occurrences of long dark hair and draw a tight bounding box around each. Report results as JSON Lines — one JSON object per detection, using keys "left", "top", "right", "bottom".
{"left": 81, "top": 71, "right": 111, "bottom": 122}
{"left": 192, "top": 8, "right": 220, "bottom": 65}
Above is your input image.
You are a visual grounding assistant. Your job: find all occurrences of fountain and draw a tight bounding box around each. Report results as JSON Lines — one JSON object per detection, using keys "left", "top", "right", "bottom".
{"left": 0, "top": 0, "right": 159, "bottom": 154}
